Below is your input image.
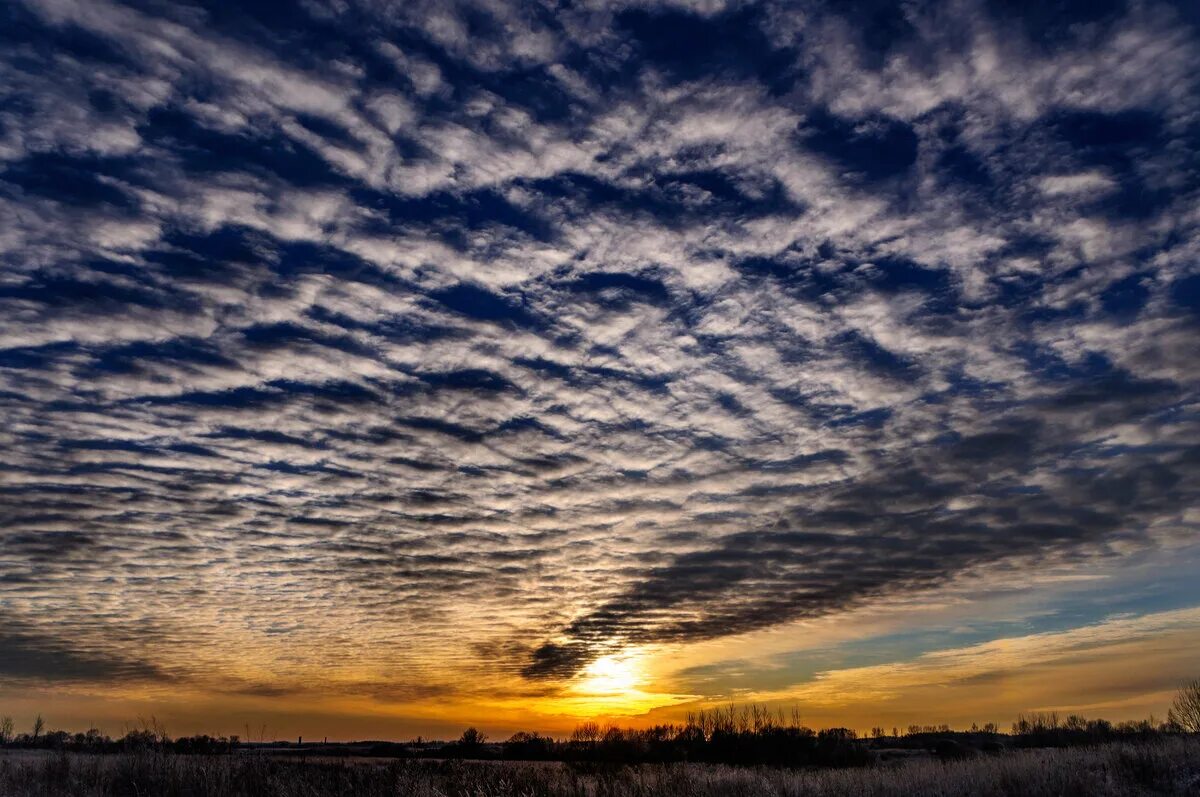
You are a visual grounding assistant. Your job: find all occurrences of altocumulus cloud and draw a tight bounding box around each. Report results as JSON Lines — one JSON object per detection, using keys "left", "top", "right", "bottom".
{"left": 0, "top": 0, "right": 1198, "bottom": 698}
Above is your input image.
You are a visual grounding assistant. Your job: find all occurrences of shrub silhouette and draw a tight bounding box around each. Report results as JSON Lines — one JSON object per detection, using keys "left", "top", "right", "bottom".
{"left": 504, "top": 731, "right": 554, "bottom": 760}
{"left": 459, "top": 727, "right": 486, "bottom": 747}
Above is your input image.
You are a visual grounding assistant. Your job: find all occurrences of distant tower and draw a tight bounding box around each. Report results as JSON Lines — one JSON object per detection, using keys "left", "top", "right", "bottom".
{"left": 298, "top": 736, "right": 302, "bottom": 746}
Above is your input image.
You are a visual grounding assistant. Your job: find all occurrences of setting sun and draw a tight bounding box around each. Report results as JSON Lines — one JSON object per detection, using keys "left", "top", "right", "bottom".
{"left": 577, "top": 654, "right": 643, "bottom": 696}
{"left": 528, "top": 650, "right": 691, "bottom": 718}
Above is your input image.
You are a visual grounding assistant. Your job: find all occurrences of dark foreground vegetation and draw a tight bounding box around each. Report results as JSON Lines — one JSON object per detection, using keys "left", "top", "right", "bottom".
{"left": 1, "top": 738, "right": 1199, "bottom": 796}
{"left": 2, "top": 683, "right": 1197, "bottom": 794}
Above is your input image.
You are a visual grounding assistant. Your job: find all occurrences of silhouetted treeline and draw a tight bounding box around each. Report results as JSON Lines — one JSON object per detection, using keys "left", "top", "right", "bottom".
{"left": 0, "top": 703, "right": 1193, "bottom": 769}
{"left": 436, "top": 704, "right": 1190, "bottom": 768}
{"left": 0, "top": 731, "right": 238, "bottom": 754}
{"left": 0, "top": 715, "right": 237, "bottom": 755}
{"left": 1007, "top": 711, "right": 1172, "bottom": 748}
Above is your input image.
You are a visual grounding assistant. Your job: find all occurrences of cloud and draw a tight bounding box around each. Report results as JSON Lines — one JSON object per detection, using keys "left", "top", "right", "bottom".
{"left": 773, "top": 607, "right": 1200, "bottom": 712}
{"left": 0, "top": 0, "right": 1196, "bottom": 712}
{"left": 650, "top": 606, "right": 1200, "bottom": 730}
{"left": 0, "top": 621, "right": 170, "bottom": 684}
{"left": 1039, "top": 171, "right": 1117, "bottom": 197}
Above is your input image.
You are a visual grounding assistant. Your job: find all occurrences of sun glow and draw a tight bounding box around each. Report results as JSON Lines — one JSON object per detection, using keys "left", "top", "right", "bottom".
{"left": 529, "top": 650, "right": 693, "bottom": 719}
{"left": 577, "top": 653, "right": 643, "bottom": 696}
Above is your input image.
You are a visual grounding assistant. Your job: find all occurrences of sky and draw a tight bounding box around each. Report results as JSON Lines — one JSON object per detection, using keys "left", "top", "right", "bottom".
{"left": 1, "top": 0, "right": 1199, "bottom": 741}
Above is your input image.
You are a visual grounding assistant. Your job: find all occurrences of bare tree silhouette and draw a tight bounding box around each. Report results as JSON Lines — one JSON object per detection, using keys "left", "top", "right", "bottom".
{"left": 1168, "top": 678, "right": 1200, "bottom": 733}
{"left": 571, "top": 722, "right": 600, "bottom": 744}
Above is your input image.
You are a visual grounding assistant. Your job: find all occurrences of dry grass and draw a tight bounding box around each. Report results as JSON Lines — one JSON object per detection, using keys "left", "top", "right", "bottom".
{"left": 1, "top": 737, "right": 1198, "bottom": 796}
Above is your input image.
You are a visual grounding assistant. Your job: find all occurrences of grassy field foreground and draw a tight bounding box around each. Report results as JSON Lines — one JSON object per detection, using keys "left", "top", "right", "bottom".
{"left": 1, "top": 737, "right": 1199, "bottom": 796}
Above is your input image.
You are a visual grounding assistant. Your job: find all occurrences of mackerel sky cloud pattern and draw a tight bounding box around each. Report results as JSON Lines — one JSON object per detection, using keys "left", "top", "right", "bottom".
{"left": 1, "top": 0, "right": 1198, "bottom": 711}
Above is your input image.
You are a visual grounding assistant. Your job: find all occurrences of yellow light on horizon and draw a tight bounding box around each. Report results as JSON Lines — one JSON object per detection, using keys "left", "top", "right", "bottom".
{"left": 533, "top": 650, "right": 693, "bottom": 719}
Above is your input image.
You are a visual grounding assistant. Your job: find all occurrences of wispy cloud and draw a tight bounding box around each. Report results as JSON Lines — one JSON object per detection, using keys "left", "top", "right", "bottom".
{"left": 688, "top": 607, "right": 1200, "bottom": 729}
{"left": 0, "top": 0, "right": 1197, "bottom": 728}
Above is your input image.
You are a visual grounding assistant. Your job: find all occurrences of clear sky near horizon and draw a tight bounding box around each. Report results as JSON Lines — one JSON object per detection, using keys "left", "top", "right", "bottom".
{"left": 1, "top": 0, "right": 1199, "bottom": 742}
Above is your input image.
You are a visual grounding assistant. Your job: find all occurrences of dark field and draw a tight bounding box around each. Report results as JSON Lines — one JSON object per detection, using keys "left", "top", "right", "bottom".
{"left": 2, "top": 738, "right": 1199, "bottom": 796}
